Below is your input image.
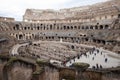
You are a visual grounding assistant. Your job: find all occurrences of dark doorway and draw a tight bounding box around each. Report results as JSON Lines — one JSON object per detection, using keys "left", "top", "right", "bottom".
{"left": 100, "top": 25, "right": 103, "bottom": 29}
{"left": 15, "top": 24, "right": 19, "bottom": 30}
{"left": 118, "top": 14, "right": 120, "bottom": 18}
{"left": 105, "top": 25, "right": 109, "bottom": 29}
{"left": 19, "top": 35, "right": 23, "bottom": 39}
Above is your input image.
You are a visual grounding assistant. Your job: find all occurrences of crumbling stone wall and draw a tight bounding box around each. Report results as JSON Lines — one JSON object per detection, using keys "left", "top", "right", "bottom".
{"left": 102, "top": 71, "right": 120, "bottom": 80}
{"left": 0, "top": 58, "right": 8, "bottom": 80}
{"left": 7, "top": 62, "right": 33, "bottom": 80}
{"left": 59, "top": 68, "right": 75, "bottom": 80}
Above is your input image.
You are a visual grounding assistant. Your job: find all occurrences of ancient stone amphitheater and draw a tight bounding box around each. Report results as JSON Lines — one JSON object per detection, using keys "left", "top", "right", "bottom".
{"left": 0, "top": 0, "right": 120, "bottom": 80}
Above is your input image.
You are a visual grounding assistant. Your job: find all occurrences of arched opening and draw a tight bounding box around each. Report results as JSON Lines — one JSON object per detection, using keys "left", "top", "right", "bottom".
{"left": 86, "top": 26, "right": 89, "bottom": 29}
{"left": 49, "top": 37, "right": 51, "bottom": 39}
{"left": 13, "top": 26, "right": 16, "bottom": 30}
{"left": 71, "top": 45, "right": 75, "bottom": 49}
{"left": 50, "top": 25, "right": 52, "bottom": 30}
{"left": 19, "top": 34, "right": 23, "bottom": 40}
{"left": 118, "top": 14, "right": 120, "bottom": 18}
{"left": 44, "top": 26, "right": 45, "bottom": 30}
{"left": 71, "top": 26, "right": 73, "bottom": 29}
{"left": 28, "top": 27, "right": 30, "bottom": 30}
{"left": 37, "top": 26, "right": 39, "bottom": 30}
{"left": 95, "top": 25, "right": 98, "bottom": 29}
{"left": 74, "top": 26, "right": 77, "bottom": 29}
{"left": 13, "top": 24, "right": 19, "bottom": 30}
{"left": 102, "top": 40, "right": 106, "bottom": 45}
{"left": 64, "top": 26, "right": 66, "bottom": 30}
{"left": 46, "top": 37, "right": 48, "bottom": 39}
{"left": 100, "top": 25, "right": 103, "bottom": 29}
{"left": 32, "top": 34, "right": 34, "bottom": 38}
{"left": 15, "top": 24, "right": 19, "bottom": 30}
{"left": 24, "top": 27, "right": 27, "bottom": 30}
{"left": 67, "top": 26, "right": 70, "bottom": 29}
{"left": 105, "top": 25, "right": 109, "bottom": 29}
{"left": 90, "top": 26, "right": 93, "bottom": 29}
{"left": 85, "top": 38, "right": 89, "bottom": 41}
{"left": 52, "top": 36, "right": 54, "bottom": 39}
{"left": 97, "top": 40, "right": 101, "bottom": 43}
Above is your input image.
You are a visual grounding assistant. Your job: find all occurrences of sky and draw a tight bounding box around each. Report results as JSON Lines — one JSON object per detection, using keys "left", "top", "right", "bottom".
{"left": 0, "top": 0, "right": 108, "bottom": 21}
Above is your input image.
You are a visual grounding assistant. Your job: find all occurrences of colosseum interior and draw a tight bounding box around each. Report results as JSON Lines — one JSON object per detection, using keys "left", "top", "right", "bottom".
{"left": 0, "top": 0, "right": 120, "bottom": 80}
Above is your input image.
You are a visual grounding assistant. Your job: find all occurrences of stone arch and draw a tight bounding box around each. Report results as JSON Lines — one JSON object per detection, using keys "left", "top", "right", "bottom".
{"left": 32, "top": 34, "right": 34, "bottom": 38}
{"left": 28, "top": 27, "right": 30, "bottom": 30}
{"left": 86, "top": 26, "right": 89, "bottom": 29}
{"left": 74, "top": 26, "right": 77, "bottom": 29}
{"left": 95, "top": 25, "right": 98, "bottom": 29}
{"left": 19, "top": 34, "right": 23, "bottom": 40}
{"left": 50, "top": 24, "right": 52, "bottom": 30}
{"left": 85, "top": 38, "right": 89, "bottom": 41}
{"left": 71, "top": 26, "right": 73, "bottom": 29}
{"left": 105, "top": 25, "right": 109, "bottom": 29}
{"left": 64, "top": 26, "right": 66, "bottom": 30}
{"left": 90, "top": 25, "right": 93, "bottom": 29}
{"left": 52, "top": 36, "right": 54, "bottom": 39}
{"left": 67, "top": 26, "right": 70, "bottom": 29}
{"left": 46, "top": 37, "right": 48, "bottom": 39}
{"left": 15, "top": 24, "right": 19, "bottom": 30}
{"left": 81, "top": 26, "right": 84, "bottom": 29}
{"left": 37, "top": 26, "right": 40, "bottom": 30}
{"left": 44, "top": 26, "right": 46, "bottom": 30}
{"left": 13, "top": 24, "right": 19, "bottom": 30}
{"left": 100, "top": 25, "right": 103, "bottom": 29}
{"left": 118, "top": 14, "right": 120, "bottom": 18}
{"left": 49, "top": 36, "right": 51, "bottom": 39}
{"left": 71, "top": 45, "right": 75, "bottom": 49}
{"left": 13, "top": 26, "right": 16, "bottom": 30}
{"left": 24, "top": 27, "right": 27, "bottom": 30}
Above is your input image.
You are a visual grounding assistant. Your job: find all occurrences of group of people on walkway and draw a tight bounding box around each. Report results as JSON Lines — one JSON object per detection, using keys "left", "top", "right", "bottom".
{"left": 66, "top": 47, "right": 109, "bottom": 69}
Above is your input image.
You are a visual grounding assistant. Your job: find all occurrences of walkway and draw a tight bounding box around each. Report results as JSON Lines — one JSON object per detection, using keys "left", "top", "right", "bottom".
{"left": 66, "top": 47, "right": 120, "bottom": 68}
